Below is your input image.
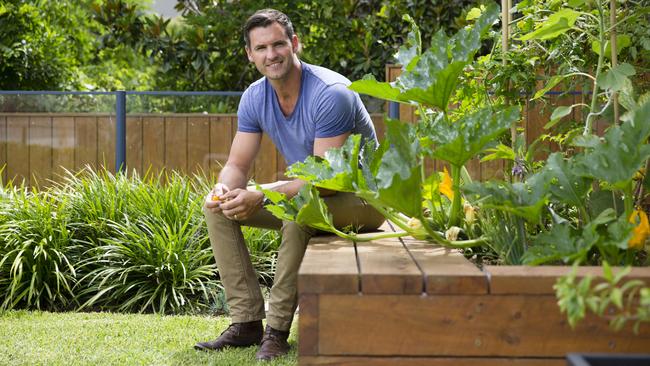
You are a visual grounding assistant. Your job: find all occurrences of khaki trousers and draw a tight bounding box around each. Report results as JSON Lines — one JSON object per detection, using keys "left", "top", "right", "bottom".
{"left": 203, "top": 190, "right": 385, "bottom": 331}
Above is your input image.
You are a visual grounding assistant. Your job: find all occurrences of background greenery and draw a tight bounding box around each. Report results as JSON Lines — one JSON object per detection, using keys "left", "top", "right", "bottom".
{"left": 0, "top": 0, "right": 482, "bottom": 92}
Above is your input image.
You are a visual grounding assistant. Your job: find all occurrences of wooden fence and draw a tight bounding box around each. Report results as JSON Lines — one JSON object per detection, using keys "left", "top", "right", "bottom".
{"left": 0, "top": 103, "right": 576, "bottom": 188}
{"left": 0, "top": 67, "right": 611, "bottom": 188}
{"left": 0, "top": 113, "right": 386, "bottom": 187}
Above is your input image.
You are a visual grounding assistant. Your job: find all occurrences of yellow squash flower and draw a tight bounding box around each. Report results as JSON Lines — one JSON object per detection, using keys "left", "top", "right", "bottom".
{"left": 440, "top": 167, "right": 454, "bottom": 200}
{"left": 628, "top": 209, "right": 650, "bottom": 250}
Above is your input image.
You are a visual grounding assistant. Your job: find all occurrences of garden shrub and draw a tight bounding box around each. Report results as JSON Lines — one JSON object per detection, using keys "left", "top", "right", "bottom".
{"left": 0, "top": 168, "right": 280, "bottom": 314}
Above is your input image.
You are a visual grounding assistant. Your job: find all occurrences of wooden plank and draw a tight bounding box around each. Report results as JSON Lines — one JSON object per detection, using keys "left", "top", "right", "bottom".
{"left": 402, "top": 237, "right": 488, "bottom": 295}
{"left": 97, "top": 116, "right": 115, "bottom": 172}
{"left": 188, "top": 116, "right": 210, "bottom": 176}
{"left": 355, "top": 237, "right": 422, "bottom": 294}
{"left": 254, "top": 133, "right": 277, "bottom": 183}
{"left": 51, "top": 116, "right": 75, "bottom": 181}
{"left": 6, "top": 116, "right": 29, "bottom": 185}
{"left": 142, "top": 116, "right": 165, "bottom": 177}
{"left": 465, "top": 157, "right": 481, "bottom": 181}
{"left": 481, "top": 158, "right": 505, "bottom": 181}
{"left": 300, "top": 356, "right": 563, "bottom": 366}
{"left": 74, "top": 116, "right": 98, "bottom": 172}
{"left": 525, "top": 98, "right": 550, "bottom": 161}
{"left": 126, "top": 116, "right": 143, "bottom": 174}
{"left": 298, "top": 236, "right": 358, "bottom": 294}
{"left": 487, "top": 265, "right": 650, "bottom": 295}
{"left": 0, "top": 116, "right": 6, "bottom": 184}
{"left": 209, "top": 115, "right": 233, "bottom": 179}
{"left": 298, "top": 294, "right": 319, "bottom": 356}
{"left": 276, "top": 155, "right": 287, "bottom": 181}
{"left": 318, "top": 294, "right": 650, "bottom": 357}
{"left": 29, "top": 116, "right": 52, "bottom": 186}
{"left": 370, "top": 114, "right": 385, "bottom": 142}
{"left": 164, "top": 116, "right": 188, "bottom": 174}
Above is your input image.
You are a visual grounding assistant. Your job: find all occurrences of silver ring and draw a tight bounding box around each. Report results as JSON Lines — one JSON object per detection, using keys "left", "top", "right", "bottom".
{"left": 233, "top": 214, "right": 238, "bottom": 220}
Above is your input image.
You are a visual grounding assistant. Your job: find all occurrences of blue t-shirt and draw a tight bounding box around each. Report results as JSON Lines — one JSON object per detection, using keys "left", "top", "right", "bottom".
{"left": 237, "top": 62, "right": 378, "bottom": 165}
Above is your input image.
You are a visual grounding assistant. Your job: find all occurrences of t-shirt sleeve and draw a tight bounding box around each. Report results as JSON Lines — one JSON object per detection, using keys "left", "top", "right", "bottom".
{"left": 237, "top": 88, "right": 262, "bottom": 133}
{"left": 313, "top": 83, "right": 356, "bottom": 138}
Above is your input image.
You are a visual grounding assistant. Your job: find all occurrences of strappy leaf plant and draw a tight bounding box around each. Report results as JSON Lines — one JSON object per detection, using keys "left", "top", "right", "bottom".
{"left": 0, "top": 187, "right": 81, "bottom": 311}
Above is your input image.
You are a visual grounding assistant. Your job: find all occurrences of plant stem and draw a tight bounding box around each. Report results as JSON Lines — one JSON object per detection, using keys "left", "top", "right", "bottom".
{"left": 584, "top": 1, "right": 606, "bottom": 135}
{"left": 610, "top": 0, "right": 619, "bottom": 125}
{"left": 623, "top": 181, "right": 634, "bottom": 218}
{"left": 341, "top": 230, "right": 410, "bottom": 242}
{"left": 449, "top": 164, "right": 462, "bottom": 227}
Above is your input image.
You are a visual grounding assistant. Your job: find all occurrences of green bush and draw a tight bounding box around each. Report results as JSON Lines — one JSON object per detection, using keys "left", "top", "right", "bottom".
{"left": 0, "top": 168, "right": 280, "bottom": 315}
{"left": 0, "top": 188, "right": 81, "bottom": 311}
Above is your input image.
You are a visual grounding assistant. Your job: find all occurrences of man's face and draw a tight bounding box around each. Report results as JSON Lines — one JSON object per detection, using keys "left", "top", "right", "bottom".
{"left": 246, "top": 22, "right": 298, "bottom": 81}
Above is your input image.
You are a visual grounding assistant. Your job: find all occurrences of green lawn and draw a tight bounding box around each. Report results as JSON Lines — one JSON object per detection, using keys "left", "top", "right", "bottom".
{"left": 0, "top": 311, "right": 298, "bottom": 366}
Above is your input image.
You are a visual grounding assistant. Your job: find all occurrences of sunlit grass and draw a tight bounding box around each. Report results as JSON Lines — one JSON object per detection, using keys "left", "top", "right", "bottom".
{"left": 0, "top": 310, "right": 298, "bottom": 366}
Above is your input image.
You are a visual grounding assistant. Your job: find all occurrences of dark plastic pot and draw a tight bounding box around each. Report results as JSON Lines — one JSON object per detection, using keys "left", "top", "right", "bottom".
{"left": 567, "top": 353, "right": 650, "bottom": 366}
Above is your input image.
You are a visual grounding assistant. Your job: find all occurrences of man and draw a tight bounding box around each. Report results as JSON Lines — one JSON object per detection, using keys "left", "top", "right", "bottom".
{"left": 195, "top": 9, "right": 384, "bottom": 361}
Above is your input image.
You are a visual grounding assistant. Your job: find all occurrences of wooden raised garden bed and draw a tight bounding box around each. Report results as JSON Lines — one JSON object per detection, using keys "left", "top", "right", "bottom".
{"left": 297, "top": 223, "right": 650, "bottom": 365}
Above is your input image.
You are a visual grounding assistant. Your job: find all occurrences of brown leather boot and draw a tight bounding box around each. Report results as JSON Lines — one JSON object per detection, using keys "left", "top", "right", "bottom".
{"left": 255, "top": 325, "right": 291, "bottom": 361}
{"left": 194, "top": 320, "right": 263, "bottom": 351}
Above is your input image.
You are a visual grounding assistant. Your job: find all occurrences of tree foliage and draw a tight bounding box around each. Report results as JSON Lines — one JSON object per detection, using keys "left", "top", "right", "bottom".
{"left": 0, "top": 0, "right": 482, "bottom": 91}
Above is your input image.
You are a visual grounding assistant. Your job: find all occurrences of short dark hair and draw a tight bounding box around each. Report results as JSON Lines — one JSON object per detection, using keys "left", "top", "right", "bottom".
{"left": 243, "top": 9, "right": 295, "bottom": 48}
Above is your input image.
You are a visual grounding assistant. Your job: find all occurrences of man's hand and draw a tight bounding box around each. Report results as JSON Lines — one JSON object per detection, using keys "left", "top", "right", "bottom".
{"left": 204, "top": 183, "right": 230, "bottom": 213}
{"left": 218, "top": 189, "right": 264, "bottom": 221}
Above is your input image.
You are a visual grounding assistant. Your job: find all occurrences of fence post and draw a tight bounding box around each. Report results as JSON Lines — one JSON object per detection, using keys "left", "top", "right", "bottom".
{"left": 115, "top": 90, "right": 126, "bottom": 173}
{"left": 388, "top": 101, "right": 400, "bottom": 120}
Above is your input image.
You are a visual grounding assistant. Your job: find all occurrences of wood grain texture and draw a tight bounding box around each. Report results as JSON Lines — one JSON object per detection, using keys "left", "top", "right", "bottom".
{"left": 0, "top": 116, "right": 5, "bottom": 183}
{"left": 187, "top": 116, "right": 210, "bottom": 175}
{"left": 486, "top": 265, "right": 650, "bottom": 295}
{"left": 142, "top": 116, "right": 165, "bottom": 176}
{"left": 298, "top": 294, "right": 319, "bottom": 356}
{"left": 164, "top": 116, "right": 187, "bottom": 173}
{"left": 126, "top": 116, "right": 143, "bottom": 173}
{"left": 51, "top": 116, "right": 75, "bottom": 180}
{"left": 209, "top": 115, "right": 232, "bottom": 179}
{"left": 74, "top": 116, "right": 97, "bottom": 171}
{"left": 318, "top": 294, "right": 650, "bottom": 357}
{"left": 401, "top": 237, "right": 488, "bottom": 295}
{"left": 29, "top": 116, "right": 52, "bottom": 185}
{"left": 356, "top": 237, "right": 422, "bottom": 294}
{"left": 97, "top": 116, "right": 116, "bottom": 172}
{"left": 298, "top": 236, "right": 359, "bottom": 295}
{"left": 300, "top": 356, "right": 563, "bottom": 366}
{"left": 6, "top": 116, "right": 30, "bottom": 185}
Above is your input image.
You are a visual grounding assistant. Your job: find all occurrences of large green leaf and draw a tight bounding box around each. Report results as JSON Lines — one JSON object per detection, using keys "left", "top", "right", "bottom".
{"left": 522, "top": 209, "right": 625, "bottom": 265}
{"left": 373, "top": 119, "right": 422, "bottom": 216}
{"left": 351, "top": 3, "right": 499, "bottom": 111}
{"left": 597, "top": 63, "right": 636, "bottom": 93}
{"left": 463, "top": 171, "right": 550, "bottom": 223}
{"left": 574, "top": 99, "right": 650, "bottom": 188}
{"left": 348, "top": 76, "right": 403, "bottom": 104}
{"left": 543, "top": 153, "right": 592, "bottom": 207}
{"left": 262, "top": 185, "right": 336, "bottom": 233}
{"left": 425, "top": 106, "right": 519, "bottom": 167}
{"left": 287, "top": 135, "right": 363, "bottom": 192}
{"left": 519, "top": 8, "right": 580, "bottom": 41}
